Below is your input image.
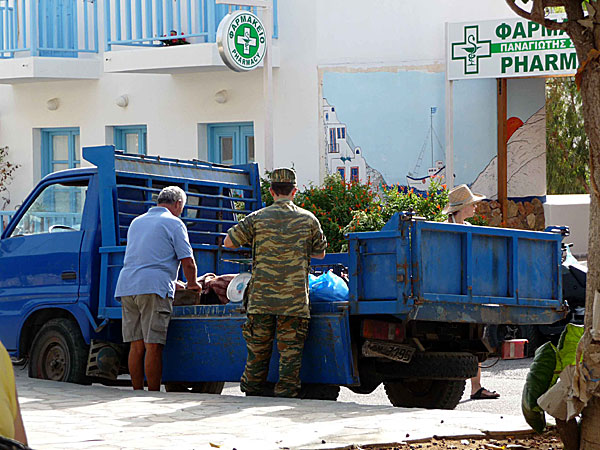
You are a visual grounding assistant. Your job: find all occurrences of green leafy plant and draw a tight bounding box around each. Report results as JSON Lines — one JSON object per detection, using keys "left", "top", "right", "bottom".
{"left": 294, "top": 174, "right": 380, "bottom": 252}
{"left": 546, "top": 77, "right": 589, "bottom": 194}
{"left": 0, "top": 146, "right": 19, "bottom": 209}
{"left": 465, "top": 212, "right": 489, "bottom": 226}
{"left": 343, "top": 175, "right": 449, "bottom": 236}
{"left": 260, "top": 170, "right": 274, "bottom": 207}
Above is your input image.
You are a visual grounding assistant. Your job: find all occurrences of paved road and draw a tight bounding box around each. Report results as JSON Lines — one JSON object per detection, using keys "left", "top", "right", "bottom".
{"left": 222, "top": 356, "right": 532, "bottom": 415}
{"left": 13, "top": 357, "right": 535, "bottom": 450}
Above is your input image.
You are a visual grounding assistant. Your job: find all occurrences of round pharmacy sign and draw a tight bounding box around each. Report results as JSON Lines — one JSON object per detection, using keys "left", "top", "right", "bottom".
{"left": 217, "top": 10, "right": 267, "bottom": 72}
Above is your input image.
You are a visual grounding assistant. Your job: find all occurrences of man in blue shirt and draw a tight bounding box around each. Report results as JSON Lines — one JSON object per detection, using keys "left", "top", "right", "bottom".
{"left": 115, "top": 186, "right": 200, "bottom": 391}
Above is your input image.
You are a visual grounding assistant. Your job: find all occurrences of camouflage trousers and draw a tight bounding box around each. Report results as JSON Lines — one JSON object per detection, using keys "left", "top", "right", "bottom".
{"left": 240, "top": 313, "right": 309, "bottom": 398}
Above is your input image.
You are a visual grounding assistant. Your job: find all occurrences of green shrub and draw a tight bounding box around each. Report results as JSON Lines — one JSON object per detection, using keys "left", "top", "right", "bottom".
{"left": 294, "top": 174, "right": 380, "bottom": 252}
{"left": 343, "top": 176, "right": 449, "bottom": 236}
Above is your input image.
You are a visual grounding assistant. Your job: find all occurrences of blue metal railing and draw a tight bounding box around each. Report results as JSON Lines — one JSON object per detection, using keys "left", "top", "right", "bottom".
{"left": 1, "top": 211, "right": 81, "bottom": 235}
{"left": 0, "top": 0, "right": 98, "bottom": 59}
{"left": 0, "top": 210, "right": 14, "bottom": 234}
{"left": 104, "top": 0, "right": 277, "bottom": 51}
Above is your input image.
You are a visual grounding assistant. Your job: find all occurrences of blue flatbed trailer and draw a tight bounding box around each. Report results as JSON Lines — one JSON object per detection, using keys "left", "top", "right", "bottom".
{"left": 0, "top": 146, "right": 566, "bottom": 408}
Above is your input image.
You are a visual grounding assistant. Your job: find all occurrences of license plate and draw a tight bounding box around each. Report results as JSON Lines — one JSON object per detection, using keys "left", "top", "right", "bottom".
{"left": 362, "top": 340, "right": 416, "bottom": 363}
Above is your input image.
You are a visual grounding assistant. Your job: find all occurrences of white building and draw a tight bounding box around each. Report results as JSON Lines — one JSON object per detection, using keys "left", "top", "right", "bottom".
{"left": 0, "top": 0, "right": 525, "bottom": 212}
{"left": 323, "top": 98, "right": 368, "bottom": 184}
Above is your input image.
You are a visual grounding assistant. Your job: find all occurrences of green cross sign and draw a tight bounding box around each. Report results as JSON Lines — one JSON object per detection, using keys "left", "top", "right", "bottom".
{"left": 451, "top": 25, "right": 492, "bottom": 75}
{"left": 217, "top": 10, "right": 266, "bottom": 72}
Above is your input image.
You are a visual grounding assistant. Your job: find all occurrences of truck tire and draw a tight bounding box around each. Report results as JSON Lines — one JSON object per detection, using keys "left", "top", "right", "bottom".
{"left": 518, "top": 325, "right": 546, "bottom": 357}
{"left": 28, "top": 318, "right": 90, "bottom": 384}
{"left": 300, "top": 384, "right": 340, "bottom": 401}
{"left": 379, "top": 352, "right": 478, "bottom": 380}
{"left": 384, "top": 379, "right": 466, "bottom": 409}
{"left": 164, "top": 382, "right": 224, "bottom": 394}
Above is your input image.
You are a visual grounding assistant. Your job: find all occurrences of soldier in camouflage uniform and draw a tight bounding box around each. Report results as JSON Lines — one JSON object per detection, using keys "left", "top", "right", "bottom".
{"left": 224, "top": 168, "right": 327, "bottom": 398}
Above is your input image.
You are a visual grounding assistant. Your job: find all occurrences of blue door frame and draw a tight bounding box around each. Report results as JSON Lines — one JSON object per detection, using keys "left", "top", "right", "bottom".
{"left": 208, "top": 123, "right": 254, "bottom": 165}
{"left": 41, "top": 128, "right": 80, "bottom": 177}
{"left": 114, "top": 125, "right": 147, "bottom": 155}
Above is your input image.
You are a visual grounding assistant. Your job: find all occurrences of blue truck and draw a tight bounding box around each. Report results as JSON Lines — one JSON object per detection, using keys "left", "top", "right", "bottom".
{"left": 0, "top": 146, "right": 566, "bottom": 409}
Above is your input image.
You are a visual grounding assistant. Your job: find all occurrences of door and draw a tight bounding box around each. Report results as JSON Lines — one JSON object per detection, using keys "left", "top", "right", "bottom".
{"left": 38, "top": 0, "right": 77, "bottom": 57}
{"left": 42, "top": 128, "right": 80, "bottom": 176}
{"left": 0, "top": 178, "right": 89, "bottom": 351}
{"left": 208, "top": 123, "right": 254, "bottom": 165}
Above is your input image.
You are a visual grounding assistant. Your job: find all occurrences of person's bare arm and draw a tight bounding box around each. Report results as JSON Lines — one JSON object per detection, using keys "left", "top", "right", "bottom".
{"left": 13, "top": 387, "right": 27, "bottom": 445}
{"left": 180, "top": 257, "right": 200, "bottom": 291}
{"left": 223, "top": 235, "right": 238, "bottom": 249}
{"left": 311, "top": 250, "right": 326, "bottom": 260}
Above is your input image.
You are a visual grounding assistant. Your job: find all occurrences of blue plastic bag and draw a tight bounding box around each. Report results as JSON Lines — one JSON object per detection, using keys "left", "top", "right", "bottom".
{"left": 309, "top": 270, "right": 349, "bottom": 302}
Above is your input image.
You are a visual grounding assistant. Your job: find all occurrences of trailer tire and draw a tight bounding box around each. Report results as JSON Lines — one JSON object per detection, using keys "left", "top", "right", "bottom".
{"left": 28, "top": 318, "right": 90, "bottom": 384}
{"left": 518, "top": 325, "right": 546, "bottom": 357}
{"left": 300, "top": 384, "right": 340, "bottom": 401}
{"left": 379, "top": 352, "right": 478, "bottom": 380}
{"left": 164, "top": 382, "right": 224, "bottom": 394}
{"left": 384, "top": 379, "right": 466, "bottom": 409}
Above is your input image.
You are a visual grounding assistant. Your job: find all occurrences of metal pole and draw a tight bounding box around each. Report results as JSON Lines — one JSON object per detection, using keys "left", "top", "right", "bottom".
{"left": 262, "top": 0, "right": 274, "bottom": 171}
{"left": 430, "top": 108, "right": 434, "bottom": 167}
{"left": 445, "top": 80, "right": 454, "bottom": 189}
{"left": 444, "top": 23, "right": 454, "bottom": 189}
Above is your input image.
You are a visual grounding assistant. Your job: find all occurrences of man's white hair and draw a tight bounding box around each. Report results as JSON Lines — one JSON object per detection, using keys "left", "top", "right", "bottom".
{"left": 157, "top": 186, "right": 186, "bottom": 205}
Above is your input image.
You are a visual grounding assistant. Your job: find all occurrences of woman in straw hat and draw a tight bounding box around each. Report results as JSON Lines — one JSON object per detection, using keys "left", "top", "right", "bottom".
{"left": 445, "top": 184, "right": 500, "bottom": 400}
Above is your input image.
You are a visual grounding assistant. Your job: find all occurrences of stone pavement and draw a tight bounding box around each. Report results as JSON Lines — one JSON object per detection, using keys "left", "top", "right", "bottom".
{"left": 14, "top": 368, "right": 533, "bottom": 450}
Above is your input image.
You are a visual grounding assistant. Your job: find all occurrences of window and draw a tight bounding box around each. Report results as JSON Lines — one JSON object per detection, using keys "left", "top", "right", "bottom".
{"left": 11, "top": 181, "right": 88, "bottom": 236}
{"left": 114, "top": 125, "right": 147, "bottom": 155}
{"left": 337, "top": 128, "right": 341, "bottom": 139}
{"left": 350, "top": 167, "right": 359, "bottom": 182}
{"left": 337, "top": 167, "right": 345, "bottom": 180}
{"left": 341, "top": 128, "right": 346, "bottom": 139}
{"left": 207, "top": 123, "right": 254, "bottom": 165}
{"left": 329, "top": 128, "right": 338, "bottom": 153}
{"left": 41, "top": 128, "right": 80, "bottom": 176}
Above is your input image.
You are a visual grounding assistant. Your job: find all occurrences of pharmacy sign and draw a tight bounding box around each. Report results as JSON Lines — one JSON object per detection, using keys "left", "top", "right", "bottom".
{"left": 217, "top": 10, "right": 266, "bottom": 72}
{"left": 447, "top": 18, "right": 578, "bottom": 80}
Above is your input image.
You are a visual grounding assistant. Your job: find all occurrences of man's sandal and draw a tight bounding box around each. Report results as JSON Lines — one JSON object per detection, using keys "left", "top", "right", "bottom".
{"left": 470, "top": 387, "right": 500, "bottom": 400}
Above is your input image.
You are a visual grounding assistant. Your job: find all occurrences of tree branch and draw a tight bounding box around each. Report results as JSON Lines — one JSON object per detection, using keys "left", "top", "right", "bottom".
{"left": 504, "top": 0, "right": 568, "bottom": 30}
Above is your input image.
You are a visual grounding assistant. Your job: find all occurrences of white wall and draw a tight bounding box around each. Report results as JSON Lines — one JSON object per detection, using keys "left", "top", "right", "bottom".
{"left": 0, "top": 0, "right": 321, "bottom": 208}
{"left": 544, "top": 195, "right": 590, "bottom": 257}
{"left": 316, "top": 1, "right": 516, "bottom": 65}
{"left": 0, "top": 0, "right": 529, "bottom": 209}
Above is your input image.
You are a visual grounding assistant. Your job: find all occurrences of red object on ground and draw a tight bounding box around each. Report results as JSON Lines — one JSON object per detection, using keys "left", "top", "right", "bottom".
{"left": 501, "top": 339, "right": 528, "bottom": 359}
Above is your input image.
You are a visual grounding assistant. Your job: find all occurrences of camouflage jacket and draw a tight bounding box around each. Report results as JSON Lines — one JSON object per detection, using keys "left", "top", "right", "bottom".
{"left": 227, "top": 199, "right": 327, "bottom": 318}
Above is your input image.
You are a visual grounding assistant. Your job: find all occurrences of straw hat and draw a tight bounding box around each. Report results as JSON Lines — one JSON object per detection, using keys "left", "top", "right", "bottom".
{"left": 442, "top": 184, "right": 486, "bottom": 215}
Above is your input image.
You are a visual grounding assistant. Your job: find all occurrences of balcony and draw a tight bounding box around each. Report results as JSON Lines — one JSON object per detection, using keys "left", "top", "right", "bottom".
{"left": 0, "top": 0, "right": 101, "bottom": 83}
{"left": 103, "top": 0, "right": 279, "bottom": 74}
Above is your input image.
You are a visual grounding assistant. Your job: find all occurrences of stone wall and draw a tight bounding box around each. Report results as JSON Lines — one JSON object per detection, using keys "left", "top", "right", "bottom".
{"left": 475, "top": 198, "right": 545, "bottom": 231}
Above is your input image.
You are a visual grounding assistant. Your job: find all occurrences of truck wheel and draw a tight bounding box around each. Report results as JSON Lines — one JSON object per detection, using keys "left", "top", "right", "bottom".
{"left": 28, "top": 318, "right": 89, "bottom": 384}
{"left": 384, "top": 379, "right": 466, "bottom": 409}
{"left": 164, "top": 382, "right": 224, "bottom": 394}
{"left": 378, "top": 352, "right": 478, "bottom": 380}
{"left": 300, "top": 384, "right": 340, "bottom": 401}
{"left": 518, "top": 325, "right": 546, "bottom": 357}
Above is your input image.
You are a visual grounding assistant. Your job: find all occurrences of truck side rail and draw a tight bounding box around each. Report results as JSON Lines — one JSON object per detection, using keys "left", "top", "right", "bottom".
{"left": 346, "top": 214, "right": 566, "bottom": 325}
{"left": 82, "top": 146, "right": 262, "bottom": 319}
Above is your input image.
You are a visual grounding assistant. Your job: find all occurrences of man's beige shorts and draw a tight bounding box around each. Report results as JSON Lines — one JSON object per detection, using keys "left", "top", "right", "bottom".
{"left": 120, "top": 294, "right": 173, "bottom": 345}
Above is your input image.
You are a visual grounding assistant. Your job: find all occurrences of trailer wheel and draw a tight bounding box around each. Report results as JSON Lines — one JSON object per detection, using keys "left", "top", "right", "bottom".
{"left": 300, "top": 384, "right": 340, "bottom": 401}
{"left": 384, "top": 379, "right": 465, "bottom": 409}
{"left": 28, "top": 318, "right": 89, "bottom": 384}
{"left": 518, "top": 325, "right": 546, "bottom": 357}
{"left": 164, "top": 382, "right": 224, "bottom": 394}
